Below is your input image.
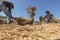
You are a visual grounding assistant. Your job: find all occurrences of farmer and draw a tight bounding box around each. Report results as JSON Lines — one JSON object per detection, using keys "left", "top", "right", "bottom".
{"left": 39, "top": 15, "right": 43, "bottom": 25}
{"left": 0, "top": 1, "right": 12, "bottom": 24}
{"left": 43, "top": 11, "right": 54, "bottom": 23}
{"left": 2, "top": 1, "right": 14, "bottom": 18}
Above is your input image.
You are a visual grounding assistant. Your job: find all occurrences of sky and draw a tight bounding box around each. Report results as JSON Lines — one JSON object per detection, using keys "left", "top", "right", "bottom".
{"left": 0, "top": 0, "right": 60, "bottom": 21}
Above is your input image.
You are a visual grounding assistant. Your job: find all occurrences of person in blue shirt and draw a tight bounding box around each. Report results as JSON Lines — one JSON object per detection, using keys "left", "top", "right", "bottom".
{"left": 43, "top": 11, "right": 54, "bottom": 23}
{"left": 2, "top": 1, "right": 14, "bottom": 18}
{"left": 0, "top": 1, "right": 13, "bottom": 24}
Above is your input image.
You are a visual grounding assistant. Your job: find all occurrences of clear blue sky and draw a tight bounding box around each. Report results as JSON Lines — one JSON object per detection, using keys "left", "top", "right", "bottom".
{"left": 0, "top": 0, "right": 60, "bottom": 21}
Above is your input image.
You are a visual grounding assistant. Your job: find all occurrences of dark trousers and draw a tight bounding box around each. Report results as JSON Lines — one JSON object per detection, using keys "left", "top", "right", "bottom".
{"left": 47, "top": 19, "right": 51, "bottom": 23}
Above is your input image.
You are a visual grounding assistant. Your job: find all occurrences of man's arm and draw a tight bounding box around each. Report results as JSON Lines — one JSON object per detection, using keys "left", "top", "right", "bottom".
{"left": 43, "top": 15, "right": 47, "bottom": 20}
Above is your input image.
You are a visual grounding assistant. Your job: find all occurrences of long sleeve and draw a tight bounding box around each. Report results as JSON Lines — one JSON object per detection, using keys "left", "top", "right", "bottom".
{"left": 43, "top": 15, "right": 47, "bottom": 19}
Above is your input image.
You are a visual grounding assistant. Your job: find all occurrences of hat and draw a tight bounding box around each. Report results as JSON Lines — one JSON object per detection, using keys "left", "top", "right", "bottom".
{"left": 46, "top": 11, "right": 50, "bottom": 13}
